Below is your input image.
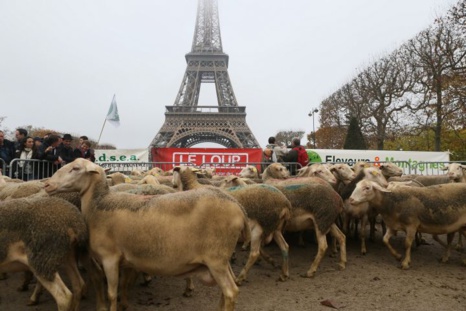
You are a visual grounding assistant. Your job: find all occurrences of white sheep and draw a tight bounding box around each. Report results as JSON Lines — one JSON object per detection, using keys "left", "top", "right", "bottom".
{"left": 442, "top": 163, "right": 466, "bottom": 183}
{"left": 349, "top": 180, "right": 466, "bottom": 269}
{"left": 0, "top": 196, "right": 87, "bottom": 311}
{"left": 260, "top": 168, "right": 347, "bottom": 277}
{"left": 339, "top": 167, "right": 389, "bottom": 254}
{"left": 173, "top": 166, "right": 292, "bottom": 285}
{"left": 44, "top": 158, "right": 250, "bottom": 311}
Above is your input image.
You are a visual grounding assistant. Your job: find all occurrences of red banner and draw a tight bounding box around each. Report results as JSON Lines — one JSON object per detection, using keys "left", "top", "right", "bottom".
{"left": 151, "top": 147, "right": 263, "bottom": 175}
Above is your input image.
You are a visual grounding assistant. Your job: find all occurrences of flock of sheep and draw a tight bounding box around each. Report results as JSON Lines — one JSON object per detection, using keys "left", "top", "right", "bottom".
{"left": 0, "top": 158, "right": 465, "bottom": 311}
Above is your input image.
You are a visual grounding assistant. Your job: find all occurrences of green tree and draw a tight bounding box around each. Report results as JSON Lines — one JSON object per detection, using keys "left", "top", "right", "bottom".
{"left": 343, "top": 116, "right": 367, "bottom": 149}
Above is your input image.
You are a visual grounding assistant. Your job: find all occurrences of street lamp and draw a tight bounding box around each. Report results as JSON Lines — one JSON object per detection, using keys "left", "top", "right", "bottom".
{"left": 308, "top": 108, "right": 319, "bottom": 148}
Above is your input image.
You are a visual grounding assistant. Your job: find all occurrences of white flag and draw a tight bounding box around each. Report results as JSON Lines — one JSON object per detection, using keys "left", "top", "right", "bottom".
{"left": 106, "top": 95, "right": 120, "bottom": 127}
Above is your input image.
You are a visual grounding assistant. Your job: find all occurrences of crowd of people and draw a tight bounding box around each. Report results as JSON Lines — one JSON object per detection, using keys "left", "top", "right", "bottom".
{"left": 262, "top": 136, "right": 309, "bottom": 175}
{"left": 0, "top": 128, "right": 95, "bottom": 180}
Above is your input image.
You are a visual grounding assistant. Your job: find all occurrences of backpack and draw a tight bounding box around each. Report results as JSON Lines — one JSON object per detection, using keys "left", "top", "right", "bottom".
{"left": 293, "top": 146, "right": 309, "bottom": 168}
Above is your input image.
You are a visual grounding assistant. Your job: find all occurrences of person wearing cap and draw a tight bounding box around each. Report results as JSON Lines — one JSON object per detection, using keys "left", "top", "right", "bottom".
{"left": 33, "top": 137, "right": 43, "bottom": 149}
{"left": 38, "top": 134, "right": 62, "bottom": 178}
{"left": 58, "top": 134, "right": 77, "bottom": 165}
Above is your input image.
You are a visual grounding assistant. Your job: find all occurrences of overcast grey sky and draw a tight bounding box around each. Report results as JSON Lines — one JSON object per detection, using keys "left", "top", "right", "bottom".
{"left": 0, "top": 0, "right": 458, "bottom": 149}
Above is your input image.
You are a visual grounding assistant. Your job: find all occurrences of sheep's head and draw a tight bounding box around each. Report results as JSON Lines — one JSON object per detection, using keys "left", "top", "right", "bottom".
{"left": 172, "top": 166, "right": 202, "bottom": 190}
{"left": 442, "top": 163, "right": 466, "bottom": 182}
{"left": 379, "top": 162, "right": 403, "bottom": 177}
{"left": 330, "top": 164, "right": 356, "bottom": 184}
{"left": 363, "top": 167, "right": 388, "bottom": 188}
{"left": 239, "top": 165, "right": 259, "bottom": 179}
{"left": 45, "top": 158, "right": 103, "bottom": 194}
{"left": 262, "top": 163, "right": 290, "bottom": 180}
{"left": 306, "top": 163, "right": 337, "bottom": 184}
{"left": 220, "top": 175, "right": 246, "bottom": 188}
{"left": 349, "top": 180, "right": 390, "bottom": 205}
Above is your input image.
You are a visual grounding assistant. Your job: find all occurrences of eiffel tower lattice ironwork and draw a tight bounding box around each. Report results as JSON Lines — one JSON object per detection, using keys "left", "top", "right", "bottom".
{"left": 150, "top": 0, "right": 260, "bottom": 148}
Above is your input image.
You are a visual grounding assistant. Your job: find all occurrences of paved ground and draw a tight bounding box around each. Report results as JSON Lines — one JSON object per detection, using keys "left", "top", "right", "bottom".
{"left": 1, "top": 231, "right": 465, "bottom": 311}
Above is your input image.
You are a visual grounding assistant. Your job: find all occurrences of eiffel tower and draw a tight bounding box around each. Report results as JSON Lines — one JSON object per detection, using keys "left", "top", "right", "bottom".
{"left": 150, "top": 0, "right": 260, "bottom": 148}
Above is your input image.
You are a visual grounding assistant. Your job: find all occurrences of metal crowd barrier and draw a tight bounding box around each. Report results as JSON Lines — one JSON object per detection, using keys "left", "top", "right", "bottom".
{"left": 199, "top": 161, "right": 303, "bottom": 175}
{"left": 412, "top": 161, "right": 464, "bottom": 175}
{"left": 8, "top": 159, "right": 61, "bottom": 181}
{"left": 98, "top": 161, "right": 196, "bottom": 175}
{"left": 0, "top": 158, "right": 5, "bottom": 176}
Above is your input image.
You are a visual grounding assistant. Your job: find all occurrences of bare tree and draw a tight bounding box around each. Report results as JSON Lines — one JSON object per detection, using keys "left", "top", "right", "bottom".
{"left": 352, "top": 50, "right": 416, "bottom": 149}
{"left": 405, "top": 19, "right": 466, "bottom": 150}
{"left": 275, "top": 130, "right": 305, "bottom": 147}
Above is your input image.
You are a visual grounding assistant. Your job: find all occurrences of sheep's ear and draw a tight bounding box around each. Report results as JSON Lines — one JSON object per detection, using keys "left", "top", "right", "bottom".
{"left": 372, "top": 181, "right": 390, "bottom": 192}
{"left": 461, "top": 165, "right": 466, "bottom": 170}
{"left": 173, "top": 166, "right": 180, "bottom": 172}
{"left": 251, "top": 166, "right": 257, "bottom": 173}
{"left": 104, "top": 168, "right": 111, "bottom": 173}
{"left": 85, "top": 164, "right": 100, "bottom": 174}
{"left": 440, "top": 165, "right": 448, "bottom": 171}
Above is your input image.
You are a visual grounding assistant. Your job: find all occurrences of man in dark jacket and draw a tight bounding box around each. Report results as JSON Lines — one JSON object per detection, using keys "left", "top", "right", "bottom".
{"left": 38, "top": 134, "right": 63, "bottom": 178}
{"left": 0, "top": 130, "right": 15, "bottom": 175}
{"left": 282, "top": 137, "right": 302, "bottom": 176}
{"left": 58, "top": 134, "right": 77, "bottom": 164}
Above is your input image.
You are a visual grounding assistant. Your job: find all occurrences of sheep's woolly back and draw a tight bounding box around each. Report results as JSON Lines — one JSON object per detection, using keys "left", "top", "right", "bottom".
{"left": 126, "top": 184, "right": 176, "bottom": 195}
{"left": 275, "top": 182, "right": 343, "bottom": 233}
{"left": 224, "top": 184, "right": 291, "bottom": 235}
{"left": 0, "top": 197, "right": 87, "bottom": 280}
{"left": 106, "top": 172, "right": 127, "bottom": 186}
{"left": 0, "top": 180, "right": 45, "bottom": 200}
{"left": 367, "top": 182, "right": 466, "bottom": 226}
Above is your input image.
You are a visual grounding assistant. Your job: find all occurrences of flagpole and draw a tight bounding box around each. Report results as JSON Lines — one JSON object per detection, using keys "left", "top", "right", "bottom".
{"left": 97, "top": 119, "right": 107, "bottom": 146}
{"left": 98, "top": 94, "right": 118, "bottom": 146}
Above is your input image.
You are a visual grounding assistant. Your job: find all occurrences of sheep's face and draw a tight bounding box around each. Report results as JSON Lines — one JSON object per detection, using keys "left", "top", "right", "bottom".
{"left": 379, "top": 163, "right": 403, "bottom": 177}
{"left": 445, "top": 163, "right": 466, "bottom": 182}
{"left": 239, "top": 166, "right": 258, "bottom": 179}
{"left": 265, "top": 163, "right": 289, "bottom": 179}
{"left": 350, "top": 180, "right": 390, "bottom": 205}
{"left": 220, "top": 175, "right": 245, "bottom": 188}
{"left": 308, "top": 164, "right": 337, "bottom": 184}
{"left": 363, "top": 167, "right": 388, "bottom": 188}
{"left": 45, "top": 158, "right": 102, "bottom": 194}
{"left": 330, "top": 164, "right": 356, "bottom": 183}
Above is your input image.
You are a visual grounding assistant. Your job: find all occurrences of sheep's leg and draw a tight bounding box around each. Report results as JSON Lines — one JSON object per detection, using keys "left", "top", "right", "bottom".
{"left": 272, "top": 229, "right": 289, "bottom": 281}
{"left": 236, "top": 226, "right": 263, "bottom": 285}
{"left": 383, "top": 228, "right": 402, "bottom": 261}
{"left": 183, "top": 277, "right": 195, "bottom": 297}
{"left": 368, "top": 215, "right": 376, "bottom": 242}
{"left": 401, "top": 227, "right": 417, "bottom": 270}
{"left": 208, "top": 263, "right": 238, "bottom": 311}
{"left": 28, "top": 282, "right": 44, "bottom": 306}
{"left": 141, "top": 273, "right": 152, "bottom": 286}
{"left": 440, "top": 232, "right": 455, "bottom": 263}
{"left": 341, "top": 212, "right": 349, "bottom": 234}
{"left": 35, "top": 273, "right": 73, "bottom": 311}
{"left": 455, "top": 230, "right": 465, "bottom": 251}
{"left": 18, "top": 271, "right": 33, "bottom": 292}
{"left": 64, "top": 252, "right": 86, "bottom": 311}
{"left": 87, "top": 259, "right": 107, "bottom": 311}
{"left": 102, "top": 257, "right": 121, "bottom": 311}
{"left": 432, "top": 234, "right": 447, "bottom": 248}
{"left": 360, "top": 214, "right": 368, "bottom": 255}
{"left": 119, "top": 267, "right": 138, "bottom": 310}
{"left": 304, "top": 229, "right": 328, "bottom": 278}
{"left": 258, "top": 248, "right": 277, "bottom": 268}
{"left": 329, "top": 224, "right": 346, "bottom": 271}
